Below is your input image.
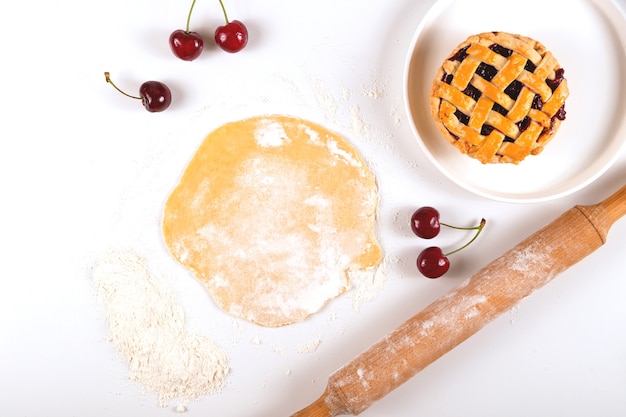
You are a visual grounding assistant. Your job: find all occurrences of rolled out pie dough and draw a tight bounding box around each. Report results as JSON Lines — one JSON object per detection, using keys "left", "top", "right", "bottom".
{"left": 163, "top": 115, "right": 382, "bottom": 327}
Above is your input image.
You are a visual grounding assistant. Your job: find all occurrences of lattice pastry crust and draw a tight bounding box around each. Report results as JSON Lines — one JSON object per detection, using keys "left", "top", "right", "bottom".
{"left": 430, "top": 32, "right": 569, "bottom": 164}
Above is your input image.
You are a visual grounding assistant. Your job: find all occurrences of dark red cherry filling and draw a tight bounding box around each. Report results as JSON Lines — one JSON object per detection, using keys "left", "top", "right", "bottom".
{"left": 462, "top": 84, "right": 481, "bottom": 100}
{"left": 481, "top": 124, "right": 494, "bottom": 136}
{"left": 517, "top": 116, "right": 531, "bottom": 132}
{"left": 476, "top": 63, "right": 497, "bottom": 81}
{"left": 547, "top": 68, "right": 565, "bottom": 91}
{"left": 454, "top": 110, "right": 469, "bottom": 125}
{"left": 504, "top": 80, "right": 523, "bottom": 100}
{"left": 449, "top": 45, "right": 470, "bottom": 62}
{"left": 524, "top": 60, "right": 537, "bottom": 73}
{"left": 492, "top": 103, "right": 507, "bottom": 116}
{"left": 489, "top": 43, "right": 512, "bottom": 57}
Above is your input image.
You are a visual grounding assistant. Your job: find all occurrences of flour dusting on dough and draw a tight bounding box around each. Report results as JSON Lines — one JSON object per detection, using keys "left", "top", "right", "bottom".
{"left": 163, "top": 115, "right": 382, "bottom": 327}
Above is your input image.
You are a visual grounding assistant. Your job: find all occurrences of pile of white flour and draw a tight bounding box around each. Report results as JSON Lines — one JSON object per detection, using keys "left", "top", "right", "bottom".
{"left": 92, "top": 250, "right": 229, "bottom": 408}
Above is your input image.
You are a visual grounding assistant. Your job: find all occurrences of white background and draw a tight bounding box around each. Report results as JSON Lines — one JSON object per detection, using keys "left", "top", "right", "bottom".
{"left": 1, "top": 0, "right": 625, "bottom": 416}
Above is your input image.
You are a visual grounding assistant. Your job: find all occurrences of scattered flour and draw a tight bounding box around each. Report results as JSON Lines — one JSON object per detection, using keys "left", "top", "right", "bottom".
{"left": 350, "top": 104, "right": 368, "bottom": 137}
{"left": 92, "top": 250, "right": 229, "bottom": 408}
{"left": 297, "top": 336, "right": 322, "bottom": 354}
{"left": 273, "top": 346, "right": 287, "bottom": 356}
{"left": 349, "top": 263, "right": 388, "bottom": 312}
{"left": 361, "top": 81, "right": 386, "bottom": 99}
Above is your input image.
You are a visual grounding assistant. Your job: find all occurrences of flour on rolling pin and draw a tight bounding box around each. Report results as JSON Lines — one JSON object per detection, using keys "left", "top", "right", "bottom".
{"left": 410, "top": 239, "right": 557, "bottom": 332}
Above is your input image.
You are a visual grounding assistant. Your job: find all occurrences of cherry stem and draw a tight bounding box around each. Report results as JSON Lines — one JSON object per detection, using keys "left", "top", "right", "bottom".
{"left": 440, "top": 222, "right": 481, "bottom": 231}
{"left": 217, "top": 0, "right": 229, "bottom": 24}
{"left": 444, "top": 218, "right": 486, "bottom": 257}
{"left": 185, "top": 0, "right": 197, "bottom": 33}
{"left": 104, "top": 72, "right": 141, "bottom": 100}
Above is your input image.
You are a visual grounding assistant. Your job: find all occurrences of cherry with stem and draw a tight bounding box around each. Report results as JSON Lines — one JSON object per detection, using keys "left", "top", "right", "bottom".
{"left": 104, "top": 72, "right": 172, "bottom": 113}
{"left": 417, "top": 218, "right": 486, "bottom": 278}
{"left": 214, "top": 0, "right": 248, "bottom": 53}
{"left": 411, "top": 206, "right": 482, "bottom": 239}
{"left": 169, "top": 0, "right": 204, "bottom": 61}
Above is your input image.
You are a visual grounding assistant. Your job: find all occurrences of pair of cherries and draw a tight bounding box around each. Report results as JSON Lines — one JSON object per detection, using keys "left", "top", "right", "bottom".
{"left": 411, "top": 207, "right": 486, "bottom": 278}
{"left": 105, "top": 0, "right": 248, "bottom": 113}
{"left": 169, "top": 0, "right": 248, "bottom": 61}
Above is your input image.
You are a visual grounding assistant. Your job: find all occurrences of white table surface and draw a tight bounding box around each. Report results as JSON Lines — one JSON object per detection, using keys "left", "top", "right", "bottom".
{"left": 1, "top": 0, "right": 625, "bottom": 416}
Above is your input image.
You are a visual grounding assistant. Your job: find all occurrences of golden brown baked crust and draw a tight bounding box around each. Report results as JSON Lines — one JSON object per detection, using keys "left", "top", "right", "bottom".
{"left": 430, "top": 32, "right": 569, "bottom": 164}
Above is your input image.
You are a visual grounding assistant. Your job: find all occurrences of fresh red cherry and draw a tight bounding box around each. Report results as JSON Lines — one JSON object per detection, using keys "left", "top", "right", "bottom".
{"left": 170, "top": 29, "right": 203, "bottom": 61}
{"left": 215, "top": 20, "right": 248, "bottom": 52}
{"left": 139, "top": 81, "right": 172, "bottom": 112}
{"left": 411, "top": 206, "right": 441, "bottom": 239}
{"left": 417, "top": 247, "right": 450, "bottom": 278}
{"left": 416, "top": 218, "right": 486, "bottom": 278}
{"left": 411, "top": 206, "right": 485, "bottom": 239}
{"left": 214, "top": 0, "right": 248, "bottom": 53}
{"left": 104, "top": 72, "right": 172, "bottom": 112}
{"left": 169, "top": 0, "right": 203, "bottom": 61}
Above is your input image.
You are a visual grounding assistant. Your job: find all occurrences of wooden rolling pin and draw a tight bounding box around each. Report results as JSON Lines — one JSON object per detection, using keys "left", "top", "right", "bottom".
{"left": 291, "top": 183, "right": 626, "bottom": 417}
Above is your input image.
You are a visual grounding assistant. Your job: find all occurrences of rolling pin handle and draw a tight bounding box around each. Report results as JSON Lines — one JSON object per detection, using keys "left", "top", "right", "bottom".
{"left": 576, "top": 183, "right": 626, "bottom": 243}
{"left": 290, "top": 386, "right": 348, "bottom": 417}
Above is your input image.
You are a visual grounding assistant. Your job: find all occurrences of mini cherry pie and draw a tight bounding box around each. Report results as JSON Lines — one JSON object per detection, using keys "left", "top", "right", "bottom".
{"left": 430, "top": 32, "right": 569, "bottom": 164}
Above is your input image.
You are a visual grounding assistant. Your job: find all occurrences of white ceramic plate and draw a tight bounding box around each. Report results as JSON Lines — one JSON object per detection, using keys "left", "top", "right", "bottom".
{"left": 405, "top": 0, "right": 626, "bottom": 203}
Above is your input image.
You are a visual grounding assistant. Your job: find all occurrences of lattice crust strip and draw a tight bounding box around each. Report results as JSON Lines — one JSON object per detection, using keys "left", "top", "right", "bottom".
{"left": 429, "top": 32, "right": 569, "bottom": 164}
